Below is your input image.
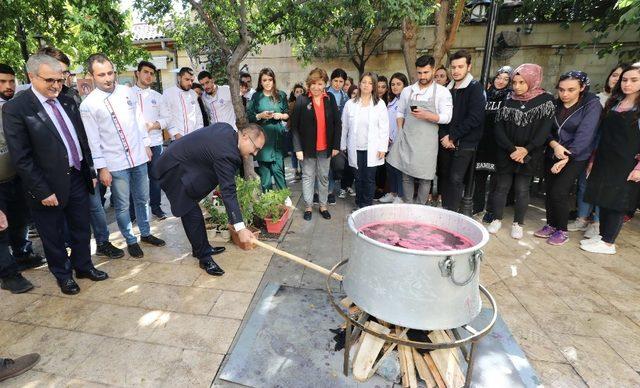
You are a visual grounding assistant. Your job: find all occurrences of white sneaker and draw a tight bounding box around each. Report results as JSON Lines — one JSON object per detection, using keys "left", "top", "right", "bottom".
{"left": 583, "top": 222, "right": 600, "bottom": 239}
{"left": 567, "top": 218, "right": 589, "bottom": 232}
{"left": 580, "top": 235, "right": 602, "bottom": 245}
{"left": 511, "top": 223, "right": 523, "bottom": 239}
{"left": 487, "top": 220, "right": 502, "bottom": 234}
{"left": 346, "top": 187, "right": 356, "bottom": 197}
{"left": 392, "top": 196, "right": 404, "bottom": 204}
{"left": 378, "top": 193, "right": 395, "bottom": 203}
{"left": 580, "top": 240, "right": 616, "bottom": 255}
{"left": 337, "top": 189, "right": 346, "bottom": 199}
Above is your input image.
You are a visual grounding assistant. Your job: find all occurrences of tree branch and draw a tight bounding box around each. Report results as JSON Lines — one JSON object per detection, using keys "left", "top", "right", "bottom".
{"left": 444, "top": 0, "right": 465, "bottom": 51}
{"left": 187, "top": 0, "right": 232, "bottom": 56}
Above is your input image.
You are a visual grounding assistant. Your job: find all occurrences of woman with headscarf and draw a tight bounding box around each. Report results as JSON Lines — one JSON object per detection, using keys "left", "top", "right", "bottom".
{"left": 533, "top": 71, "right": 601, "bottom": 245}
{"left": 473, "top": 66, "right": 512, "bottom": 220}
{"left": 582, "top": 63, "right": 640, "bottom": 255}
{"left": 487, "top": 64, "right": 555, "bottom": 239}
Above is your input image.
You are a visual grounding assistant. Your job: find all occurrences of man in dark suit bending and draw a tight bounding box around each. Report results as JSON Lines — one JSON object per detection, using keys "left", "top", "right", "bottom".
{"left": 2, "top": 53, "right": 108, "bottom": 295}
{"left": 154, "top": 122, "right": 265, "bottom": 275}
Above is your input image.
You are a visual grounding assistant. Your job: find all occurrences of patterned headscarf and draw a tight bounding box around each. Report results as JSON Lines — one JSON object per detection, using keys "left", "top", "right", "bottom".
{"left": 558, "top": 70, "right": 591, "bottom": 93}
{"left": 510, "top": 63, "right": 545, "bottom": 102}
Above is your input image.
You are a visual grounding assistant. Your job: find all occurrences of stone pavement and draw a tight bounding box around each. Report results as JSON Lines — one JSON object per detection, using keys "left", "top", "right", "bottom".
{"left": 1, "top": 179, "right": 640, "bottom": 387}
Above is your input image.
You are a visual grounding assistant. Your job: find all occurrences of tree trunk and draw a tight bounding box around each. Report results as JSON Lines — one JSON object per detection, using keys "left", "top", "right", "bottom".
{"left": 432, "top": 0, "right": 450, "bottom": 67}
{"left": 401, "top": 18, "right": 418, "bottom": 83}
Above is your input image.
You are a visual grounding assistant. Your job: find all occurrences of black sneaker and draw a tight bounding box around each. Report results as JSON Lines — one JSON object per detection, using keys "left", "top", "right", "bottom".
{"left": 152, "top": 210, "right": 167, "bottom": 220}
{"left": 313, "top": 193, "right": 319, "bottom": 204}
{"left": 15, "top": 253, "right": 46, "bottom": 271}
{"left": 482, "top": 212, "right": 494, "bottom": 224}
{"left": 141, "top": 234, "right": 166, "bottom": 247}
{"left": 127, "top": 243, "right": 144, "bottom": 258}
{"left": 0, "top": 274, "right": 34, "bottom": 294}
{"left": 327, "top": 193, "right": 336, "bottom": 205}
{"left": 96, "top": 242, "right": 125, "bottom": 259}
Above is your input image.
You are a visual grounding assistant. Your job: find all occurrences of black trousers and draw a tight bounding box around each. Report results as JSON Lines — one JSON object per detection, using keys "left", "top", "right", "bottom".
{"left": 354, "top": 151, "right": 377, "bottom": 207}
{"left": 473, "top": 171, "right": 496, "bottom": 215}
{"left": 341, "top": 166, "right": 355, "bottom": 190}
{"left": 493, "top": 173, "right": 531, "bottom": 224}
{"left": 30, "top": 170, "right": 93, "bottom": 280}
{"left": 0, "top": 177, "right": 33, "bottom": 258}
{"left": 599, "top": 207, "right": 625, "bottom": 244}
{"left": 180, "top": 203, "right": 214, "bottom": 263}
{"left": 438, "top": 148, "right": 475, "bottom": 212}
{"left": 544, "top": 158, "right": 588, "bottom": 231}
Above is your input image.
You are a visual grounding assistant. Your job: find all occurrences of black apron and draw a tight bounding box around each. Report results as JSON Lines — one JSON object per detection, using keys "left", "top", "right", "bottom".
{"left": 585, "top": 109, "right": 640, "bottom": 211}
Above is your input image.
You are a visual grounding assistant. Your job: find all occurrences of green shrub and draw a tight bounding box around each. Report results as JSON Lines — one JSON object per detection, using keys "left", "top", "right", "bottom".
{"left": 255, "top": 188, "right": 291, "bottom": 221}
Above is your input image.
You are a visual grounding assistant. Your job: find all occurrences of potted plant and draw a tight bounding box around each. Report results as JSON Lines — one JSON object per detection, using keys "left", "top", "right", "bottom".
{"left": 228, "top": 176, "right": 262, "bottom": 249}
{"left": 254, "top": 188, "right": 292, "bottom": 234}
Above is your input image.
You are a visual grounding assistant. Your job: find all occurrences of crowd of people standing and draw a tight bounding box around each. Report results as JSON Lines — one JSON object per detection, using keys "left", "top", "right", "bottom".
{"left": 0, "top": 46, "right": 639, "bottom": 299}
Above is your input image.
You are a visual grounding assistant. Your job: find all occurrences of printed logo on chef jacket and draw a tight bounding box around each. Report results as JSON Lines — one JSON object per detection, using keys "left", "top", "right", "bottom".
{"left": 151, "top": 99, "right": 157, "bottom": 105}
{"left": 125, "top": 96, "right": 134, "bottom": 110}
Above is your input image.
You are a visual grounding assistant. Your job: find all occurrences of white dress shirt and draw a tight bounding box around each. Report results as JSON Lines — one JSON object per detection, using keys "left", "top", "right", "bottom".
{"left": 396, "top": 82, "right": 453, "bottom": 124}
{"left": 202, "top": 85, "right": 237, "bottom": 130}
{"left": 132, "top": 85, "right": 169, "bottom": 147}
{"left": 162, "top": 86, "right": 203, "bottom": 138}
{"left": 80, "top": 84, "right": 150, "bottom": 172}
{"left": 32, "top": 87, "right": 83, "bottom": 167}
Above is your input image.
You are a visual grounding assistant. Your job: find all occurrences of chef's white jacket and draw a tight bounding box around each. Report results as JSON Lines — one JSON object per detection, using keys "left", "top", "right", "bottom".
{"left": 132, "top": 85, "right": 169, "bottom": 147}
{"left": 162, "top": 85, "right": 203, "bottom": 138}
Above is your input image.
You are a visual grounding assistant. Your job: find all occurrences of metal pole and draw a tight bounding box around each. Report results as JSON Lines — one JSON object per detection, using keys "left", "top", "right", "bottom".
{"left": 460, "top": 0, "right": 499, "bottom": 216}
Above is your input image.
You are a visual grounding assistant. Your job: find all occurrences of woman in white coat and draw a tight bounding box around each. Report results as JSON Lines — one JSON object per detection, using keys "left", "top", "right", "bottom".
{"left": 341, "top": 72, "right": 390, "bottom": 208}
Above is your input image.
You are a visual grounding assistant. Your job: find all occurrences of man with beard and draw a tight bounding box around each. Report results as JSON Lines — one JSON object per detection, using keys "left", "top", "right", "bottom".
{"left": 3, "top": 54, "right": 107, "bottom": 294}
{"left": 80, "top": 53, "right": 165, "bottom": 259}
{"left": 133, "top": 60, "right": 169, "bottom": 220}
{"left": 386, "top": 55, "right": 453, "bottom": 205}
{"left": 438, "top": 50, "right": 486, "bottom": 212}
{"left": 197, "top": 70, "right": 237, "bottom": 130}
{"left": 162, "top": 67, "right": 204, "bottom": 139}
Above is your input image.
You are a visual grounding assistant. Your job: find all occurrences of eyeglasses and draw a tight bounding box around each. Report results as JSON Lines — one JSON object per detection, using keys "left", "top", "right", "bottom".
{"left": 247, "top": 135, "right": 262, "bottom": 154}
{"left": 34, "top": 74, "right": 65, "bottom": 86}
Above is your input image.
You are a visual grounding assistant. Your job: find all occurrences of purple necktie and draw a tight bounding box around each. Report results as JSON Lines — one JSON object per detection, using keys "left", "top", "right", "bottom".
{"left": 46, "top": 99, "right": 81, "bottom": 170}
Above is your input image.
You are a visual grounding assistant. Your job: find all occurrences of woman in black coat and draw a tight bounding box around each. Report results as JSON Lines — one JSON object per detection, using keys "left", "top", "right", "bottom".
{"left": 487, "top": 63, "right": 555, "bottom": 239}
{"left": 290, "top": 68, "right": 342, "bottom": 221}
{"left": 583, "top": 64, "right": 640, "bottom": 255}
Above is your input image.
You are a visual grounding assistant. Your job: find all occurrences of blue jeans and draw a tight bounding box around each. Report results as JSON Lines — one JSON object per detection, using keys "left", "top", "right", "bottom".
{"left": 110, "top": 164, "right": 151, "bottom": 245}
{"left": 576, "top": 169, "right": 600, "bottom": 222}
{"left": 148, "top": 145, "right": 164, "bottom": 213}
{"left": 89, "top": 182, "right": 110, "bottom": 245}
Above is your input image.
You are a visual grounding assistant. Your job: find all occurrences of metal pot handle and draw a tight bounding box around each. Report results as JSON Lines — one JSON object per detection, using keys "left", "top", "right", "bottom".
{"left": 439, "top": 250, "right": 483, "bottom": 287}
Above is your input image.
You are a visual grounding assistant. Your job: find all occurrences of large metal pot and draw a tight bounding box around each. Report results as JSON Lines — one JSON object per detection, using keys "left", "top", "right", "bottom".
{"left": 344, "top": 204, "right": 489, "bottom": 330}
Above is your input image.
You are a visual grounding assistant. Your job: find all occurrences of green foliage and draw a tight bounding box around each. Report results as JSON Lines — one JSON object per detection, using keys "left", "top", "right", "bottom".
{"left": 254, "top": 188, "right": 292, "bottom": 221}
{"left": 291, "top": 0, "right": 435, "bottom": 76}
{"left": 509, "top": 0, "right": 639, "bottom": 60}
{"left": 202, "top": 198, "right": 229, "bottom": 225}
{"left": 0, "top": 0, "right": 145, "bottom": 80}
{"left": 235, "top": 176, "right": 262, "bottom": 227}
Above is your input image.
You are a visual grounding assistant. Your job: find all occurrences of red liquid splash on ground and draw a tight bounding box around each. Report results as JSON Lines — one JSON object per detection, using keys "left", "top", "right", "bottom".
{"left": 358, "top": 221, "right": 474, "bottom": 251}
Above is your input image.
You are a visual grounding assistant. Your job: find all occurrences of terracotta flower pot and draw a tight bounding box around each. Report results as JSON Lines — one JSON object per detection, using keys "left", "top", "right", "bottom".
{"left": 264, "top": 206, "right": 291, "bottom": 234}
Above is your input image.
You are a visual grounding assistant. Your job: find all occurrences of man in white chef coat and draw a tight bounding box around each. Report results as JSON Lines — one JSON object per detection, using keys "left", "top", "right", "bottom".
{"left": 80, "top": 53, "right": 166, "bottom": 259}
{"left": 162, "top": 67, "right": 203, "bottom": 139}
{"left": 197, "top": 70, "right": 237, "bottom": 131}
{"left": 133, "top": 60, "right": 169, "bottom": 219}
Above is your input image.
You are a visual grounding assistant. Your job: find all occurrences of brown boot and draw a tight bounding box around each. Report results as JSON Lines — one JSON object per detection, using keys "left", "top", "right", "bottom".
{"left": 0, "top": 353, "right": 40, "bottom": 381}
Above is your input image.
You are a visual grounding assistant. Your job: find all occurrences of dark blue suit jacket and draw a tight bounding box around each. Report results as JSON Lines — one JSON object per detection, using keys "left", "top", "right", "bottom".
{"left": 154, "top": 123, "right": 243, "bottom": 223}
{"left": 2, "top": 88, "right": 96, "bottom": 208}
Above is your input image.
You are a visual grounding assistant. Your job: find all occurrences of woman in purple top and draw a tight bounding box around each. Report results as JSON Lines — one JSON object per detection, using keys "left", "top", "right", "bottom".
{"left": 534, "top": 71, "right": 601, "bottom": 245}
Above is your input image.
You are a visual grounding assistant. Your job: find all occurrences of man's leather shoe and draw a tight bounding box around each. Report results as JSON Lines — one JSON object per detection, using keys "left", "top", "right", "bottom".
{"left": 0, "top": 274, "right": 34, "bottom": 294}
{"left": 192, "top": 247, "right": 226, "bottom": 258}
{"left": 15, "top": 253, "right": 46, "bottom": 271}
{"left": 199, "top": 259, "right": 225, "bottom": 276}
{"left": 141, "top": 234, "right": 166, "bottom": 247}
{"left": 0, "top": 353, "right": 40, "bottom": 382}
{"left": 303, "top": 210, "right": 312, "bottom": 221}
{"left": 57, "top": 278, "right": 80, "bottom": 295}
{"left": 76, "top": 268, "right": 109, "bottom": 281}
{"left": 127, "top": 243, "right": 144, "bottom": 258}
{"left": 319, "top": 209, "right": 331, "bottom": 220}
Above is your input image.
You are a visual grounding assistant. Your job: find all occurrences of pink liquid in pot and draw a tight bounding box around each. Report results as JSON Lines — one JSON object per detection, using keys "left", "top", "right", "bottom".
{"left": 358, "top": 221, "right": 474, "bottom": 251}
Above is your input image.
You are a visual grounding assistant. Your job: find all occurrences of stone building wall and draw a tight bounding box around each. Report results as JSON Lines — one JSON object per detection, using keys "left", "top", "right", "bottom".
{"left": 242, "top": 23, "right": 639, "bottom": 94}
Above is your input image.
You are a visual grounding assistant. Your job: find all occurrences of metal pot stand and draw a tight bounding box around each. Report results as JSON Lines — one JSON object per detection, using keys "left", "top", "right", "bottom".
{"left": 326, "top": 259, "right": 499, "bottom": 388}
